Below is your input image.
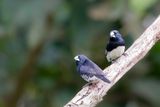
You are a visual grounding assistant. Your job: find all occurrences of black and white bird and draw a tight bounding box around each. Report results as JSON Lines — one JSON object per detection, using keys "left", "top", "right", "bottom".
{"left": 74, "top": 55, "right": 110, "bottom": 83}
{"left": 105, "top": 30, "right": 125, "bottom": 62}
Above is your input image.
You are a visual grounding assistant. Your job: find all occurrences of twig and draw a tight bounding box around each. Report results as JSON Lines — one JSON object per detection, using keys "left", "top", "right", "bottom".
{"left": 64, "top": 15, "right": 160, "bottom": 107}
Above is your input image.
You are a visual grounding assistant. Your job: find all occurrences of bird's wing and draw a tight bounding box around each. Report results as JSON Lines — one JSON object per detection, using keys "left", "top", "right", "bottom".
{"left": 80, "top": 63, "right": 110, "bottom": 83}
{"left": 79, "top": 65, "right": 97, "bottom": 76}
{"left": 80, "top": 61, "right": 105, "bottom": 76}
{"left": 90, "top": 62, "right": 111, "bottom": 83}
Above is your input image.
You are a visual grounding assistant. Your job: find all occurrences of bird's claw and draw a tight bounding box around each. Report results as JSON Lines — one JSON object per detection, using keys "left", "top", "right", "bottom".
{"left": 123, "top": 53, "right": 128, "bottom": 56}
{"left": 83, "top": 81, "right": 98, "bottom": 88}
{"left": 83, "top": 82, "right": 92, "bottom": 88}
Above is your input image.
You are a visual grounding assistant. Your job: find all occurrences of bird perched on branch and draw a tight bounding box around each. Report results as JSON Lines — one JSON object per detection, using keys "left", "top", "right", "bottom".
{"left": 74, "top": 55, "right": 111, "bottom": 84}
{"left": 105, "top": 30, "right": 125, "bottom": 63}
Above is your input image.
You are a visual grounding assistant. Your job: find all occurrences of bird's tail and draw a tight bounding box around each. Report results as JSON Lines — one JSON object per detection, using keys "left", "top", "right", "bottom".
{"left": 96, "top": 75, "right": 111, "bottom": 83}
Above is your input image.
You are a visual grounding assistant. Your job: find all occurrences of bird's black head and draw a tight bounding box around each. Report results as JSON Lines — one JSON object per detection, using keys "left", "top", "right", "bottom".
{"left": 74, "top": 55, "right": 88, "bottom": 65}
{"left": 109, "top": 30, "right": 123, "bottom": 42}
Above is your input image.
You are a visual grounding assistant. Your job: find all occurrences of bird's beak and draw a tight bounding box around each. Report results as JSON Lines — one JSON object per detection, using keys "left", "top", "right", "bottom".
{"left": 74, "top": 56, "right": 80, "bottom": 61}
{"left": 110, "top": 31, "right": 116, "bottom": 38}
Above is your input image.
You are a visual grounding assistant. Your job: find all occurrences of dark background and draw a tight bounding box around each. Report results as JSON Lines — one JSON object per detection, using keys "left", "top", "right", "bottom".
{"left": 0, "top": 0, "right": 160, "bottom": 107}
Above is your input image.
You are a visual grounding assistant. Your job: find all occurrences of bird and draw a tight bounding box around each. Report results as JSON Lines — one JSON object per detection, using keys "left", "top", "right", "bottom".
{"left": 105, "top": 30, "right": 125, "bottom": 63}
{"left": 74, "top": 55, "right": 111, "bottom": 84}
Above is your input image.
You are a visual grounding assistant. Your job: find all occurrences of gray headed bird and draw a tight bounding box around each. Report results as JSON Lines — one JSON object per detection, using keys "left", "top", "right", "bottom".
{"left": 74, "top": 55, "right": 110, "bottom": 83}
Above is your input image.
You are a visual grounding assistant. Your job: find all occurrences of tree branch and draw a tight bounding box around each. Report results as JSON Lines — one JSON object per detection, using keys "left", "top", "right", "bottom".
{"left": 64, "top": 15, "right": 160, "bottom": 107}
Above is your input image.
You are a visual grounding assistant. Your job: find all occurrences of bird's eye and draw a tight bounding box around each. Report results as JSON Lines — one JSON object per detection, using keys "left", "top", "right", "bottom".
{"left": 113, "top": 31, "right": 117, "bottom": 35}
{"left": 83, "top": 59, "right": 87, "bottom": 64}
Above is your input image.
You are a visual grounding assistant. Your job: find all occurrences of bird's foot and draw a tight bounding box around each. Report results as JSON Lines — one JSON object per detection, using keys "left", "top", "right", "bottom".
{"left": 83, "top": 82, "right": 92, "bottom": 88}
{"left": 111, "top": 59, "right": 117, "bottom": 63}
{"left": 123, "top": 53, "right": 128, "bottom": 56}
{"left": 83, "top": 81, "right": 98, "bottom": 88}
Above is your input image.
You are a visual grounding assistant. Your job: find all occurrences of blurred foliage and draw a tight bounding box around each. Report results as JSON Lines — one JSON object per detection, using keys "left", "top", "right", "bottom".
{"left": 0, "top": 0, "right": 159, "bottom": 107}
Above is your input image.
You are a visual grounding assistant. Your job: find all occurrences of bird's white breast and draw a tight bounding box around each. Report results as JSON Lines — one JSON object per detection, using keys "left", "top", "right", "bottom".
{"left": 106, "top": 46, "right": 125, "bottom": 62}
{"left": 81, "top": 75, "right": 97, "bottom": 82}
